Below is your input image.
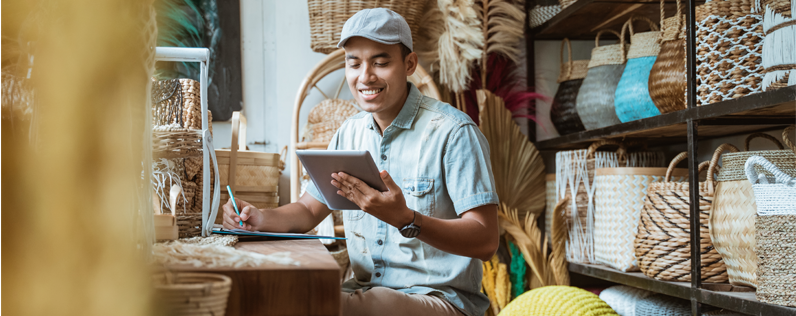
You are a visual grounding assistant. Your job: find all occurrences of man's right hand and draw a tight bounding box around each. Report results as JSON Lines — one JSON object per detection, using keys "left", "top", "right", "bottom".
{"left": 222, "top": 198, "right": 264, "bottom": 231}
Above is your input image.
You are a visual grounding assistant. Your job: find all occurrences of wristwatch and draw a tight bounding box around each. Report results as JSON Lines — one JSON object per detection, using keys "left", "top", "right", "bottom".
{"left": 399, "top": 210, "right": 422, "bottom": 238}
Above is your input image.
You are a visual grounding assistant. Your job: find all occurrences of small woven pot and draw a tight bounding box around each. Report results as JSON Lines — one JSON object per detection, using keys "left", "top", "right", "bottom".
{"left": 635, "top": 148, "right": 730, "bottom": 283}
{"left": 551, "top": 38, "right": 589, "bottom": 135}
{"left": 153, "top": 272, "right": 232, "bottom": 316}
{"left": 710, "top": 127, "right": 796, "bottom": 287}
{"left": 599, "top": 285, "right": 653, "bottom": 316}
{"left": 576, "top": 30, "right": 626, "bottom": 130}
{"left": 634, "top": 294, "right": 690, "bottom": 316}
{"left": 615, "top": 17, "right": 662, "bottom": 122}
{"left": 593, "top": 165, "right": 687, "bottom": 272}
{"left": 761, "top": 0, "right": 796, "bottom": 91}
{"left": 649, "top": 0, "right": 688, "bottom": 114}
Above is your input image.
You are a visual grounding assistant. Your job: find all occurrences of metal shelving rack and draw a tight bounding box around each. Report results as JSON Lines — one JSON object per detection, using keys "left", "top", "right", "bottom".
{"left": 526, "top": 0, "right": 796, "bottom": 315}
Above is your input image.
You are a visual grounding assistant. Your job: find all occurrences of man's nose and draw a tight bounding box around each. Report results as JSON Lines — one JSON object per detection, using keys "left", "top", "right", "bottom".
{"left": 358, "top": 64, "right": 376, "bottom": 84}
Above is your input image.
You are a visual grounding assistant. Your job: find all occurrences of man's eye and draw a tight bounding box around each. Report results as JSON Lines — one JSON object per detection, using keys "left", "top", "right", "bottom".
{"left": 348, "top": 64, "right": 360, "bottom": 68}
{"left": 375, "top": 62, "right": 388, "bottom": 67}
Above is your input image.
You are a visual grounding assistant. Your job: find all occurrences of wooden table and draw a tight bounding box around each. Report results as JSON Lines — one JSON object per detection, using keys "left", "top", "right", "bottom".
{"left": 168, "top": 239, "right": 340, "bottom": 316}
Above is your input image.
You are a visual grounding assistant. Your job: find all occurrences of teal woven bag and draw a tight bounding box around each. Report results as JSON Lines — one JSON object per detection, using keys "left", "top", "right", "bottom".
{"left": 614, "top": 17, "right": 662, "bottom": 123}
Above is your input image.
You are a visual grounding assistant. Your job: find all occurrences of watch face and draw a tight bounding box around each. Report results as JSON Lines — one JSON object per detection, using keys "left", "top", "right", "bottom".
{"left": 401, "top": 225, "right": 420, "bottom": 238}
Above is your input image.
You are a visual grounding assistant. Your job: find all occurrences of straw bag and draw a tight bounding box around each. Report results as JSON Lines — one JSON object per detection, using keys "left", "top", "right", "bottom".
{"left": 214, "top": 112, "right": 284, "bottom": 223}
{"left": 648, "top": 0, "right": 688, "bottom": 114}
{"left": 599, "top": 285, "right": 653, "bottom": 316}
{"left": 761, "top": 0, "right": 796, "bottom": 90}
{"left": 593, "top": 163, "right": 686, "bottom": 272}
{"left": 635, "top": 148, "right": 730, "bottom": 283}
{"left": 695, "top": 0, "right": 764, "bottom": 106}
{"left": 550, "top": 38, "right": 589, "bottom": 136}
{"left": 576, "top": 30, "right": 627, "bottom": 130}
{"left": 711, "top": 126, "right": 796, "bottom": 287}
{"left": 307, "top": 0, "right": 426, "bottom": 54}
{"left": 745, "top": 156, "right": 796, "bottom": 307}
{"left": 614, "top": 17, "right": 662, "bottom": 123}
{"left": 153, "top": 272, "right": 232, "bottom": 316}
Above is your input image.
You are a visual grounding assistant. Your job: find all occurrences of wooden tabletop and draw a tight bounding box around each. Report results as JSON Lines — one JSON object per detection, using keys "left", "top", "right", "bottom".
{"left": 168, "top": 238, "right": 341, "bottom": 316}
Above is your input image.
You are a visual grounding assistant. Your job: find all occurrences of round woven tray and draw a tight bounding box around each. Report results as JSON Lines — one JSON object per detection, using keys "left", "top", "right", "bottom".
{"left": 153, "top": 272, "right": 232, "bottom": 316}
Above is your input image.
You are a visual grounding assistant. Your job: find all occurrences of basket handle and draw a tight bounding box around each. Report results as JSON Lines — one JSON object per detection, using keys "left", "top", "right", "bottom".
{"left": 586, "top": 139, "right": 623, "bottom": 158}
{"left": 744, "top": 132, "right": 784, "bottom": 151}
{"left": 783, "top": 125, "right": 795, "bottom": 153}
{"left": 660, "top": 0, "right": 683, "bottom": 41}
{"left": 560, "top": 38, "right": 574, "bottom": 79}
{"left": 228, "top": 111, "right": 248, "bottom": 194}
{"left": 745, "top": 155, "right": 795, "bottom": 185}
{"left": 664, "top": 153, "right": 712, "bottom": 183}
{"left": 594, "top": 29, "right": 621, "bottom": 49}
{"left": 279, "top": 145, "right": 288, "bottom": 171}
{"left": 706, "top": 143, "right": 740, "bottom": 193}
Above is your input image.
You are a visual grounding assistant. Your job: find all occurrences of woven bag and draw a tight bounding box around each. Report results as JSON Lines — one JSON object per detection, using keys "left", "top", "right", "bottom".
{"left": 649, "top": 0, "right": 688, "bottom": 114}
{"left": 545, "top": 173, "right": 557, "bottom": 247}
{"left": 593, "top": 163, "right": 686, "bottom": 272}
{"left": 635, "top": 148, "right": 730, "bottom": 283}
{"left": 599, "top": 285, "right": 653, "bottom": 316}
{"left": 576, "top": 30, "right": 627, "bottom": 130}
{"left": 634, "top": 294, "right": 690, "bottom": 316}
{"left": 550, "top": 38, "right": 590, "bottom": 136}
{"left": 499, "top": 286, "right": 619, "bottom": 316}
{"left": 711, "top": 126, "right": 796, "bottom": 287}
{"left": 761, "top": 0, "right": 796, "bottom": 90}
{"left": 614, "top": 17, "right": 663, "bottom": 123}
{"left": 746, "top": 156, "right": 796, "bottom": 307}
{"left": 307, "top": 0, "right": 426, "bottom": 54}
{"left": 153, "top": 272, "right": 232, "bottom": 316}
{"left": 696, "top": 0, "right": 764, "bottom": 106}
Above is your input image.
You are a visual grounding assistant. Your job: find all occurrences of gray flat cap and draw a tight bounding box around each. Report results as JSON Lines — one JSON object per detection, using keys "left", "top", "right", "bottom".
{"left": 337, "top": 8, "right": 412, "bottom": 51}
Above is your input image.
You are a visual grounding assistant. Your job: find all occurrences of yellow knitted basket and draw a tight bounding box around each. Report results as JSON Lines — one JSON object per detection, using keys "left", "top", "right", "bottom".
{"left": 499, "top": 286, "right": 619, "bottom": 316}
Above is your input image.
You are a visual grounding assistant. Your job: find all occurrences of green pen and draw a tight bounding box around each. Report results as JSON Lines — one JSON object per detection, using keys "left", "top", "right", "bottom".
{"left": 227, "top": 185, "right": 245, "bottom": 227}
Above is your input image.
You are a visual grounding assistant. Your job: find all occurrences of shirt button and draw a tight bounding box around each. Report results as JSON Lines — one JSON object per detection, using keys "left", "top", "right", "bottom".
{"left": 377, "top": 239, "right": 383, "bottom": 245}
{"left": 381, "top": 154, "right": 387, "bottom": 161}
{"left": 375, "top": 272, "right": 382, "bottom": 277}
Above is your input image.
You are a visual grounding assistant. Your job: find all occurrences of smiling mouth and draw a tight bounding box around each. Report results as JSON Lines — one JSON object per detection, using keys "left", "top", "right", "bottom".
{"left": 359, "top": 88, "right": 384, "bottom": 95}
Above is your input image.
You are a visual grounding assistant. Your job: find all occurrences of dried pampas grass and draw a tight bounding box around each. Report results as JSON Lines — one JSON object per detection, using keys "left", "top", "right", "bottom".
{"left": 417, "top": 0, "right": 484, "bottom": 93}
{"left": 153, "top": 239, "right": 298, "bottom": 268}
{"left": 475, "top": 0, "right": 525, "bottom": 86}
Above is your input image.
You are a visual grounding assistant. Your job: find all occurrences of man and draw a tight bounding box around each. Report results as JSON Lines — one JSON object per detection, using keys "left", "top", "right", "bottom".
{"left": 222, "top": 8, "right": 499, "bottom": 316}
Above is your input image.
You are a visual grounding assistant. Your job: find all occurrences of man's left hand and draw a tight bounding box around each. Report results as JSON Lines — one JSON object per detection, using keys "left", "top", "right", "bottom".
{"left": 331, "top": 170, "right": 413, "bottom": 228}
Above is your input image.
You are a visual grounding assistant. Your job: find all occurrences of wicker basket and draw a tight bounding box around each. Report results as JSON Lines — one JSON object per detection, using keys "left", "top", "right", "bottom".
{"left": 599, "top": 285, "right": 653, "bottom": 316}
{"left": 695, "top": 0, "right": 764, "bottom": 106}
{"left": 635, "top": 148, "right": 730, "bottom": 283}
{"left": 576, "top": 30, "right": 627, "bottom": 130}
{"left": 593, "top": 164, "right": 687, "bottom": 272}
{"left": 745, "top": 155, "right": 796, "bottom": 307}
{"left": 529, "top": 4, "right": 562, "bottom": 28}
{"left": 649, "top": 0, "right": 688, "bottom": 114}
{"left": 153, "top": 272, "right": 232, "bottom": 316}
{"left": 151, "top": 79, "right": 206, "bottom": 158}
{"left": 307, "top": 0, "right": 427, "bottom": 54}
{"left": 306, "top": 99, "right": 359, "bottom": 143}
{"left": 550, "top": 38, "right": 589, "bottom": 136}
{"left": 710, "top": 127, "right": 796, "bottom": 287}
{"left": 634, "top": 294, "right": 690, "bottom": 316}
{"left": 614, "top": 17, "right": 662, "bottom": 123}
{"left": 761, "top": 0, "right": 796, "bottom": 91}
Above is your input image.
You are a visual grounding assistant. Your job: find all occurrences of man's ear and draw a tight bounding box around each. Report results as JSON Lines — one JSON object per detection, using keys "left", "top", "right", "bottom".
{"left": 405, "top": 52, "right": 418, "bottom": 76}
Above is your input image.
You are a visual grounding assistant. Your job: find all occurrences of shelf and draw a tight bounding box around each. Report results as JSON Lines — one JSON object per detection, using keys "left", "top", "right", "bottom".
{"left": 537, "top": 86, "right": 796, "bottom": 150}
{"left": 532, "top": 0, "right": 685, "bottom": 39}
{"left": 569, "top": 263, "right": 796, "bottom": 315}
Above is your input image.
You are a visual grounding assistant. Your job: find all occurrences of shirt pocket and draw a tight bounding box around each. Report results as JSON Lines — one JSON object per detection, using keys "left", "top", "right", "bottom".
{"left": 402, "top": 178, "right": 435, "bottom": 216}
{"left": 346, "top": 210, "right": 366, "bottom": 221}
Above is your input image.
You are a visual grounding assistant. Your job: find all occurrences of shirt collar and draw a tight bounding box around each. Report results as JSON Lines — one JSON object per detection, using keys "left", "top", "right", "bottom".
{"left": 367, "top": 82, "right": 422, "bottom": 131}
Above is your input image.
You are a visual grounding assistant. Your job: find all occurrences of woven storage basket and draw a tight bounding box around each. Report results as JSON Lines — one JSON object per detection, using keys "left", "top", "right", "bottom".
{"left": 599, "top": 285, "right": 653, "bottom": 316}
{"left": 593, "top": 164, "right": 686, "bottom": 272}
{"left": 214, "top": 112, "right": 283, "bottom": 224}
{"left": 746, "top": 155, "right": 796, "bottom": 307}
{"left": 153, "top": 272, "right": 232, "bottom": 316}
{"left": 550, "top": 38, "right": 589, "bottom": 136}
{"left": 711, "top": 126, "right": 796, "bottom": 287}
{"left": 576, "top": 30, "right": 627, "bottom": 130}
{"left": 545, "top": 173, "right": 557, "bottom": 246}
{"left": 634, "top": 294, "right": 690, "bottom": 316}
{"left": 635, "top": 148, "right": 730, "bottom": 283}
{"left": 614, "top": 17, "right": 663, "bottom": 123}
{"left": 151, "top": 79, "right": 205, "bottom": 158}
{"left": 499, "top": 286, "right": 619, "bottom": 316}
{"left": 306, "top": 99, "right": 359, "bottom": 143}
{"left": 649, "top": 0, "right": 688, "bottom": 114}
{"left": 529, "top": 3, "right": 562, "bottom": 28}
{"left": 761, "top": 0, "right": 796, "bottom": 91}
{"left": 307, "top": 0, "right": 426, "bottom": 54}
{"left": 695, "top": 0, "right": 764, "bottom": 106}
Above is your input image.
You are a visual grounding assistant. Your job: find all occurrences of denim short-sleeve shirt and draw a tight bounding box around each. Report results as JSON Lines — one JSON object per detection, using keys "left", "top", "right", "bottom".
{"left": 306, "top": 83, "right": 498, "bottom": 316}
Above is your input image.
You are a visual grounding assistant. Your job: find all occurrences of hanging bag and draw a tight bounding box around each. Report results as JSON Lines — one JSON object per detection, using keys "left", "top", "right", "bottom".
{"left": 550, "top": 38, "right": 590, "bottom": 135}
{"left": 576, "top": 30, "right": 627, "bottom": 130}
{"left": 614, "top": 17, "right": 662, "bottom": 122}
{"left": 648, "top": 0, "right": 688, "bottom": 113}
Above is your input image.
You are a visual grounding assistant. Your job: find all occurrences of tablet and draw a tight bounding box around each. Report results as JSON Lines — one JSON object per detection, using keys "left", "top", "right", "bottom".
{"left": 296, "top": 150, "right": 388, "bottom": 210}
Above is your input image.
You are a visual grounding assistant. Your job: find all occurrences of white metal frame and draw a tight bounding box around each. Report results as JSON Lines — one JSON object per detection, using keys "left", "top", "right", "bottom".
{"left": 154, "top": 47, "right": 220, "bottom": 237}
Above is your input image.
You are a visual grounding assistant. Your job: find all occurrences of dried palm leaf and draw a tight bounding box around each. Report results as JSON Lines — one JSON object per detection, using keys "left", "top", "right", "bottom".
{"left": 477, "top": 89, "right": 545, "bottom": 218}
{"left": 482, "top": 255, "right": 500, "bottom": 315}
{"left": 475, "top": 0, "right": 525, "bottom": 87}
{"left": 416, "top": 0, "right": 484, "bottom": 93}
{"left": 498, "top": 203, "right": 549, "bottom": 287}
{"left": 549, "top": 196, "right": 570, "bottom": 285}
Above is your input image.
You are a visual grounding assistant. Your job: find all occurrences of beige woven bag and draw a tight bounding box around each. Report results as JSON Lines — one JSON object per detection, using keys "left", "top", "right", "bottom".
{"left": 710, "top": 126, "right": 796, "bottom": 287}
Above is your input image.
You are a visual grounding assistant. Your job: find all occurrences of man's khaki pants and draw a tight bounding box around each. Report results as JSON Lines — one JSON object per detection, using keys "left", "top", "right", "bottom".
{"left": 340, "top": 287, "right": 466, "bottom": 316}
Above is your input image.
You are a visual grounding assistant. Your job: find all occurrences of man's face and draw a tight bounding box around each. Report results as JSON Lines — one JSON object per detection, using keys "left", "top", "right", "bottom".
{"left": 344, "top": 37, "right": 416, "bottom": 114}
